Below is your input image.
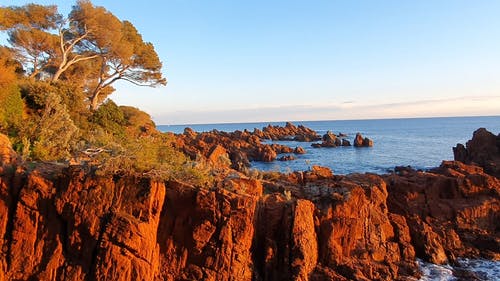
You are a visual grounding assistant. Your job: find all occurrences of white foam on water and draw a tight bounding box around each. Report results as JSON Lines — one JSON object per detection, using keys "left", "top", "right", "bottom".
{"left": 417, "top": 259, "right": 500, "bottom": 281}
{"left": 456, "top": 258, "right": 500, "bottom": 280}
{"left": 417, "top": 259, "right": 456, "bottom": 281}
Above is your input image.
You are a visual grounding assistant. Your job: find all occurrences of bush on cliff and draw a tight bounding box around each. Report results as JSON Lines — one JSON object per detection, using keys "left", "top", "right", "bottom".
{"left": 0, "top": 84, "right": 23, "bottom": 135}
{"left": 89, "top": 100, "right": 127, "bottom": 138}
{"left": 95, "top": 134, "right": 212, "bottom": 185}
{"left": 23, "top": 92, "right": 79, "bottom": 161}
{"left": 20, "top": 80, "right": 89, "bottom": 128}
{"left": 120, "top": 105, "right": 157, "bottom": 136}
{"left": 0, "top": 47, "right": 24, "bottom": 136}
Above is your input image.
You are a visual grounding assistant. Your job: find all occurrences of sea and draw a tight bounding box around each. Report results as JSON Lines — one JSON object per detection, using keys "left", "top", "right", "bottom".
{"left": 158, "top": 116, "right": 500, "bottom": 175}
{"left": 159, "top": 116, "right": 500, "bottom": 280}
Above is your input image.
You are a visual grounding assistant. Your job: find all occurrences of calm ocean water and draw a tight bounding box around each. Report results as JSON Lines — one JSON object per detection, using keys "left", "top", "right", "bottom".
{"left": 158, "top": 116, "right": 500, "bottom": 174}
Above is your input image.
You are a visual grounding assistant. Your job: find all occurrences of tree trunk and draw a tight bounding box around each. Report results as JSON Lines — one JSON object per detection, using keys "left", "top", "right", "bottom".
{"left": 52, "top": 67, "right": 63, "bottom": 81}
{"left": 90, "top": 92, "right": 100, "bottom": 110}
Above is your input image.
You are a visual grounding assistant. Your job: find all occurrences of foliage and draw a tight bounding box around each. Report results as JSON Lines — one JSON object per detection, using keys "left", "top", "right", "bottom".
{"left": 89, "top": 99, "right": 126, "bottom": 137}
{"left": 19, "top": 80, "right": 89, "bottom": 128}
{"left": 94, "top": 134, "right": 212, "bottom": 186}
{"left": 0, "top": 0, "right": 166, "bottom": 110}
{"left": 85, "top": 19, "right": 166, "bottom": 109}
{"left": 0, "top": 84, "right": 23, "bottom": 134}
{"left": 0, "top": 3, "right": 60, "bottom": 30}
{"left": 0, "top": 47, "right": 20, "bottom": 86}
{"left": 0, "top": 47, "right": 23, "bottom": 134}
{"left": 0, "top": 1, "right": 212, "bottom": 187}
{"left": 24, "top": 92, "right": 78, "bottom": 161}
{"left": 120, "top": 105, "right": 156, "bottom": 136}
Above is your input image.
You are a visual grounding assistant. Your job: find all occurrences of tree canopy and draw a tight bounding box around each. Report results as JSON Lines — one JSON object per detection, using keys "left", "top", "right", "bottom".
{"left": 0, "top": 0, "right": 166, "bottom": 109}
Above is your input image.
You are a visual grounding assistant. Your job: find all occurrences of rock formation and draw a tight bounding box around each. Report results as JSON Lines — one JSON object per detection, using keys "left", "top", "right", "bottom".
{"left": 310, "top": 131, "right": 352, "bottom": 148}
{"left": 175, "top": 123, "right": 375, "bottom": 169}
{"left": 0, "top": 129, "right": 498, "bottom": 280}
{"left": 353, "top": 133, "right": 373, "bottom": 147}
{"left": 385, "top": 161, "right": 500, "bottom": 263}
{"left": 453, "top": 127, "right": 500, "bottom": 177}
{"left": 175, "top": 125, "right": 314, "bottom": 171}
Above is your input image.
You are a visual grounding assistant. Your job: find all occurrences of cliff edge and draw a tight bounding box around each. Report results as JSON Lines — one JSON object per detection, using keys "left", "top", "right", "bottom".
{"left": 0, "top": 130, "right": 498, "bottom": 280}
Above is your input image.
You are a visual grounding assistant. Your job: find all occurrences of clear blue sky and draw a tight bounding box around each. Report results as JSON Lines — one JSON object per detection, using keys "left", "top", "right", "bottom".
{"left": 2, "top": 0, "right": 500, "bottom": 124}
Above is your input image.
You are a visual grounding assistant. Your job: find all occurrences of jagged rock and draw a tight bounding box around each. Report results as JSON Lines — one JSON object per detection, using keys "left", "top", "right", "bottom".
{"left": 304, "top": 165, "right": 333, "bottom": 181}
{"left": 183, "top": 127, "right": 197, "bottom": 138}
{"left": 354, "top": 133, "right": 373, "bottom": 147}
{"left": 207, "top": 144, "right": 230, "bottom": 168}
{"left": 322, "top": 131, "right": 337, "bottom": 145}
{"left": 385, "top": 160, "right": 500, "bottom": 262}
{"left": 362, "top": 137, "right": 373, "bottom": 147}
{"left": 230, "top": 150, "right": 250, "bottom": 171}
{"left": 255, "top": 145, "right": 277, "bottom": 162}
{"left": 0, "top": 130, "right": 498, "bottom": 280}
{"left": 453, "top": 128, "right": 500, "bottom": 177}
{"left": 278, "top": 155, "right": 296, "bottom": 161}
{"left": 294, "top": 146, "right": 306, "bottom": 154}
{"left": 271, "top": 144, "right": 294, "bottom": 154}
{"left": 261, "top": 122, "right": 320, "bottom": 141}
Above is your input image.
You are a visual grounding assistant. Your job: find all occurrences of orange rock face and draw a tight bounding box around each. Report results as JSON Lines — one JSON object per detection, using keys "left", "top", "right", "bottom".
{"left": 453, "top": 127, "right": 500, "bottom": 177}
{"left": 0, "top": 131, "right": 498, "bottom": 280}
{"left": 385, "top": 161, "right": 500, "bottom": 263}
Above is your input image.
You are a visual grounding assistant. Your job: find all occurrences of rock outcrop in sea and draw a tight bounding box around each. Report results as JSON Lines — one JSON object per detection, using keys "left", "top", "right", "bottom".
{"left": 0, "top": 128, "right": 498, "bottom": 280}
{"left": 174, "top": 122, "right": 373, "bottom": 171}
{"left": 453, "top": 127, "right": 500, "bottom": 178}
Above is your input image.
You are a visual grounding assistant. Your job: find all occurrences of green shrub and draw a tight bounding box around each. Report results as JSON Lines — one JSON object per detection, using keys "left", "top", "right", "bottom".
{"left": 95, "top": 134, "right": 212, "bottom": 186}
{"left": 90, "top": 99, "right": 126, "bottom": 137}
{"left": 19, "top": 80, "right": 90, "bottom": 129}
{"left": 0, "top": 84, "right": 23, "bottom": 134}
{"left": 26, "top": 92, "right": 78, "bottom": 161}
{"left": 120, "top": 105, "right": 156, "bottom": 136}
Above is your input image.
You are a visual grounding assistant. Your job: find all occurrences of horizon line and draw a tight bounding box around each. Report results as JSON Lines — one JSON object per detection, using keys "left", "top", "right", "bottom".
{"left": 156, "top": 114, "right": 500, "bottom": 127}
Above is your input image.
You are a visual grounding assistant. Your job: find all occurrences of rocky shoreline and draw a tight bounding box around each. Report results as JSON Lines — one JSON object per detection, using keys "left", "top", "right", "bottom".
{"left": 173, "top": 122, "right": 373, "bottom": 171}
{"left": 0, "top": 128, "right": 498, "bottom": 280}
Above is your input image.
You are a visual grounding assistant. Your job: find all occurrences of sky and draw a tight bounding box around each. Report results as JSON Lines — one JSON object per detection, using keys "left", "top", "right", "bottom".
{"left": 2, "top": 0, "right": 500, "bottom": 124}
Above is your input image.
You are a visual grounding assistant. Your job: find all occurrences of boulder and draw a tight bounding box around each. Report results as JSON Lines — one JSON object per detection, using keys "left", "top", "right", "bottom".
{"left": 278, "top": 155, "right": 296, "bottom": 161}
{"left": 363, "top": 137, "right": 373, "bottom": 147}
{"left": 354, "top": 133, "right": 373, "bottom": 147}
{"left": 341, "top": 139, "right": 351, "bottom": 146}
{"left": 255, "top": 145, "right": 277, "bottom": 162}
{"left": 207, "top": 144, "right": 230, "bottom": 168}
{"left": 307, "top": 165, "right": 333, "bottom": 179}
{"left": 453, "top": 128, "right": 500, "bottom": 177}
{"left": 294, "top": 146, "right": 306, "bottom": 154}
{"left": 183, "top": 127, "right": 197, "bottom": 138}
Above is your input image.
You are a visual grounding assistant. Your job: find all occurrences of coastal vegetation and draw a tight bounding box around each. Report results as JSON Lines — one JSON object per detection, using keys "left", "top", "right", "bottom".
{"left": 0, "top": 1, "right": 209, "bottom": 184}
{"left": 0, "top": 1, "right": 498, "bottom": 280}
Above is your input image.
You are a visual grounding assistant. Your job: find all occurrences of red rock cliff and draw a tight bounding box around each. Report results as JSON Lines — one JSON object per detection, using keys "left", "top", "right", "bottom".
{"left": 0, "top": 131, "right": 498, "bottom": 280}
